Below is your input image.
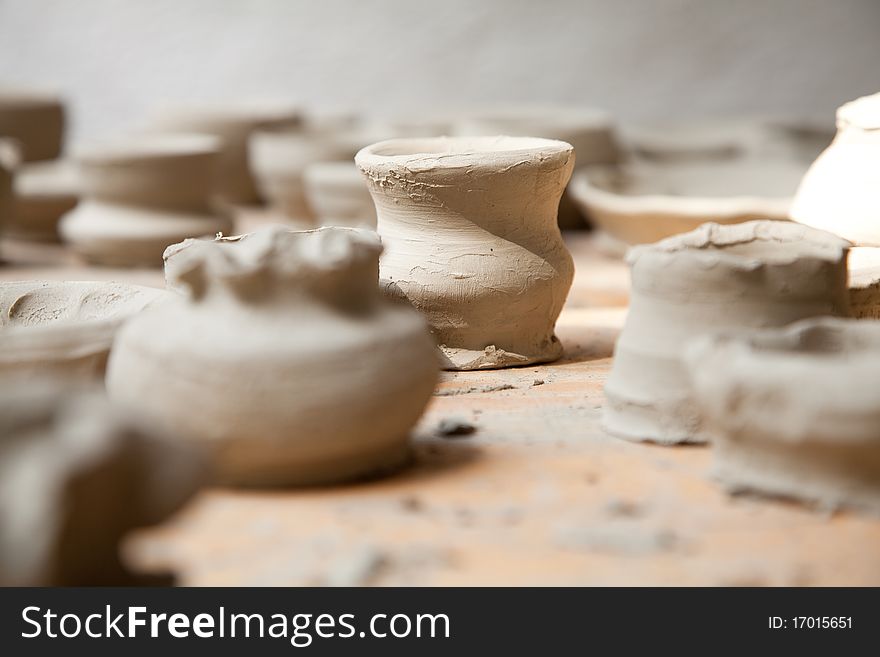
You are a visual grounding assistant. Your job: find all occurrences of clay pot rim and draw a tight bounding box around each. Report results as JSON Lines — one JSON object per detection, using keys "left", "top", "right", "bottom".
{"left": 356, "top": 136, "right": 573, "bottom": 169}
{"left": 837, "top": 92, "right": 880, "bottom": 131}
{"left": 0, "top": 87, "right": 64, "bottom": 109}
{"left": 76, "top": 133, "right": 222, "bottom": 165}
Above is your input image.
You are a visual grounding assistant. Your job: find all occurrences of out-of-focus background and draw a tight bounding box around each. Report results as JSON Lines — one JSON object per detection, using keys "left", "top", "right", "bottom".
{"left": 1, "top": 0, "right": 879, "bottom": 144}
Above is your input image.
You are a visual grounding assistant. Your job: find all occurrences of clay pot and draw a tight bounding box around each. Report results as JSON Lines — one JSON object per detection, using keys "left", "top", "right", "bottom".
{"left": 9, "top": 159, "right": 79, "bottom": 242}
{"left": 356, "top": 136, "right": 575, "bottom": 370}
{"left": 0, "top": 280, "right": 165, "bottom": 382}
{"left": 0, "top": 139, "right": 15, "bottom": 238}
{"left": 59, "top": 134, "right": 233, "bottom": 266}
{"left": 685, "top": 318, "right": 880, "bottom": 514}
{"left": 603, "top": 221, "right": 851, "bottom": 445}
{"left": 106, "top": 226, "right": 438, "bottom": 487}
{"left": 791, "top": 92, "right": 880, "bottom": 245}
{"left": 569, "top": 158, "right": 804, "bottom": 245}
{"left": 0, "top": 89, "right": 65, "bottom": 162}
{"left": 0, "top": 383, "right": 204, "bottom": 585}
{"left": 147, "top": 104, "right": 300, "bottom": 205}
{"left": 849, "top": 247, "right": 880, "bottom": 318}
{"left": 303, "top": 161, "right": 376, "bottom": 229}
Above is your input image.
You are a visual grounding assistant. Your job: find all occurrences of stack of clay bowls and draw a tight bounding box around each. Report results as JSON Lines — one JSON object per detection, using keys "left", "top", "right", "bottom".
{"left": 356, "top": 136, "right": 575, "bottom": 370}
{"left": 0, "top": 280, "right": 164, "bottom": 382}
{"left": 60, "top": 134, "right": 232, "bottom": 266}
{"left": 146, "top": 103, "right": 300, "bottom": 206}
{"left": 602, "top": 220, "right": 851, "bottom": 445}
{"left": 107, "top": 226, "right": 438, "bottom": 486}
{"left": 686, "top": 318, "right": 880, "bottom": 514}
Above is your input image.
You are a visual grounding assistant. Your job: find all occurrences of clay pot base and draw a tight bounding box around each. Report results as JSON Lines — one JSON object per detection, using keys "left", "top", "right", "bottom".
{"left": 440, "top": 339, "right": 563, "bottom": 371}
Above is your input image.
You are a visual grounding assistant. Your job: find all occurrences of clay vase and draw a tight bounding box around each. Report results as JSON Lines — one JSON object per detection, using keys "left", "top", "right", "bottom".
{"left": 0, "top": 89, "right": 65, "bottom": 162}
{"left": 791, "top": 92, "right": 880, "bottom": 245}
{"left": 10, "top": 158, "right": 79, "bottom": 242}
{"left": 147, "top": 104, "right": 300, "bottom": 205}
{"left": 603, "top": 221, "right": 851, "bottom": 445}
{"left": 106, "top": 226, "right": 439, "bottom": 487}
{"left": 356, "top": 136, "right": 575, "bottom": 370}
{"left": 685, "top": 318, "right": 880, "bottom": 514}
{"left": 0, "top": 383, "right": 204, "bottom": 585}
{"left": 0, "top": 280, "right": 165, "bottom": 382}
{"left": 59, "top": 134, "right": 233, "bottom": 266}
{"left": 303, "top": 161, "right": 376, "bottom": 229}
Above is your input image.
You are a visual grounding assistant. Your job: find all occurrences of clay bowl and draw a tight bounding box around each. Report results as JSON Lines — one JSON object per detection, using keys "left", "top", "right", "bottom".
{"left": 303, "top": 161, "right": 376, "bottom": 229}
{"left": 569, "top": 158, "right": 806, "bottom": 245}
{"left": 10, "top": 159, "right": 79, "bottom": 242}
{"left": 686, "top": 317, "right": 880, "bottom": 514}
{"left": 0, "top": 281, "right": 165, "bottom": 381}
{"left": 0, "top": 88, "right": 65, "bottom": 162}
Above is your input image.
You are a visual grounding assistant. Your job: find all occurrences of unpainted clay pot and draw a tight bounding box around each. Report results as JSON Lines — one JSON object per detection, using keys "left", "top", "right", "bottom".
{"left": 791, "top": 92, "right": 880, "bottom": 245}
{"left": 147, "top": 104, "right": 300, "bottom": 205}
{"left": 685, "top": 318, "right": 880, "bottom": 514}
{"left": 0, "top": 280, "right": 165, "bottom": 382}
{"left": 0, "top": 383, "right": 204, "bottom": 585}
{"left": 603, "top": 221, "right": 851, "bottom": 445}
{"left": 303, "top": 161, "right": 376, "bottom": 229}
{"left": 59, "top": 134, "right": 233, "bottom": 266}
{"left": 0, "top": 89, "right": 65, "bottom": 162}
{"left": 106, "top": 226, "right": 439, "bottom": 487}
{"left": 0, "top": 139, "right": 15, "bottom": 239}
{"left": 10, "top": 158, "right": 79, "bottom": 242}
{"left": 569, "top": 158, "right": 804, "bottom": 245}
{"left": 356, "top": 136, "right": 575, "bottom": 370}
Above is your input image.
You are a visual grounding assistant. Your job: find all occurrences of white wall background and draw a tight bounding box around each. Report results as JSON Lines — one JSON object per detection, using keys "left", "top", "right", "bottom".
{"left": 1, "top": 0, "right": 878, "bottom": 146}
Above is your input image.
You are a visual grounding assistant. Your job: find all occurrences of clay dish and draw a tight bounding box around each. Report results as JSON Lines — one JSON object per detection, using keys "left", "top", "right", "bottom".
{"left": 303, "top": 161, "right": 376, "bottom": 229}
{"left": 603, "top": 220, "right": 851, "bottom": 445}
{"left": 0, "top": 88, "right": 65, "bottom": 162}
{"left": 686, "top": 318, "right": 880, "bottom": 514}
{"left": 0, "top": 280, "right": 164, "bottom": 382}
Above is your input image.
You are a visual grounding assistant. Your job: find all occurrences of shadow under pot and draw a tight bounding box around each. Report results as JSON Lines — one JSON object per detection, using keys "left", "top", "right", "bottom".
{"left": 105, "top": 226, "right": 439, "bottom": 487}
{"left": 59, "top": 134, "right": 233, "bottom": 267}
{"left": 356, "top": 136, "right": 576, "bottom": 370}
{"left": 685, "top": 318, "right": 880, "bottom": 514}
{"left": 602, "top": 220, "right": 851, "bottom": 445}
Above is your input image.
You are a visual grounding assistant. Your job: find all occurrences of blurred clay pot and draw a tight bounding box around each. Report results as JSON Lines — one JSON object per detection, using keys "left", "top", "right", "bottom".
{"left": 686, "top": 318, "right": 880, "bottom": 514}
{"left": 356, "top": 136, "right": 575, "bottom": 370}
{"left": 106, "top": 226, "right": 438, "bottom": 487}
{"left": 9, "top": 159, "right": 79, "bottom": 242}
{"left": 791, "top": 92, "right": 880, "bottom": 245}
{"left": 0, "top": 139, "right": 15, "bottom": 238}
{"left": 0, "top": 88, "right": 65, "bottom": 162}
{"left": 603, "top": 221, "right": 851, "bottom": 445}
{"left": 303, "top": 161, "right": 376, "bottom": 229}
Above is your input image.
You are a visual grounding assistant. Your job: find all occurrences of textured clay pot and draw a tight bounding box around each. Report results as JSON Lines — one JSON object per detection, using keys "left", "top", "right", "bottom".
{"left": 603, "top": 221, "right": 851, "bottom": 445}
{"left": 59, "top": 134, "right": 233, "bottom": 266}
{"left": 356, "top": 136, "right": 575, "bottom": 370}
{"left": 791, "top": 92, "right": 880, "bottom": 245}
{"left": 0, "top": 280, "right": 165, "bottom": 382}
{"left": 0, "top": 383, "right": 204, "bottom": 585}
{"left": 569, "top": 158, "right": 804, "bottom": 245}
{"left": 685, "top": 318, "right": 880, "bottom": 514}
{"left": 106, "top": 226, "right": 438, "bottom": 487}
{"left": 9, "top": 159, "right": 79, "bottom": 242}
{"left": 303, "top": 161, "right": 376, "bottom": 229}
{"left": 0, "top": 89, "right": 65, "bottom": 162}
{"left": 147, "top": 104, "right": 300, "bottom": 205}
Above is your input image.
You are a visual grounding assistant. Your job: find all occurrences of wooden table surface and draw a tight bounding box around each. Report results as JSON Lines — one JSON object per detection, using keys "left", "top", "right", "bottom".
{"left": 3, "top": 225, "right": 879, "bottom": 587}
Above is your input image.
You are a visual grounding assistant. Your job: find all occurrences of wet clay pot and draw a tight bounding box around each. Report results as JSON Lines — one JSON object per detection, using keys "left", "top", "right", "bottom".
{"left": 685, "top": 318, "right": 880, "bottom": 514}
{"left": 0, "top": 280, "right": 165, "bottom": 382}
{"left": 106, "top": 226, "right": 439, "bottom": 487}
{"left": 303, "top": 161, "right": 376, "bottom": 229}
{"left": 59, "top": 134, "right": 233, "bottom": 266}
{"left": 0, "top": 89, "right": 65, "bottom": 162}
{"left": 356, "top": 136, "right": 575, "bottom": 370}
{"left": 0, "top": 383, "right": 204, "bottom": 585}
{"left": 791, "top": 92, "right": 880, "bottom": 245}
{"left": 603, "top": 221, "right": 851, "bottom": 445}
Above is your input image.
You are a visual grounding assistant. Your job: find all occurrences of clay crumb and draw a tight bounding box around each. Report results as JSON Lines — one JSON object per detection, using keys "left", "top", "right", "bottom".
{"left": 604, "top": 498, "right": 644, "bottom": 518}
{"left": 532, "top": 379, "right": 545, "bottom": 386}
{"left": 434, "top": 383, "right": 517, "bottom": 397}
{"left": 436, "top": 417, "right": 477, "bottom": 438}
{"left": 400, "top": 495, "right": 423, "bottom": 512}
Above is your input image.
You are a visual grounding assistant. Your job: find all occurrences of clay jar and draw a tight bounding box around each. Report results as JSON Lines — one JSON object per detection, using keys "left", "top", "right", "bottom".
{"left": 791, "top": 92, "right": 880, "bottom": 245}
{"left": 0, "top": 280, "right": 165, "bottom": 382}
{"left": 59, "top": 134, "right": 233, "bottom": 266}
{"left": 106, "top": 226, "right": 439, "bottom": 487}
{"left": 685, "top": 318, "right": 880, "bottom": 514}
{"left": 0, "top": 89, "right": 65, "bottom": 162}
{"left": 303, "top": 161, "right": 376, "bottom": 229}
{"left": 356, "top": 136, "right": 576, "bottom": 370}
{"left": 603, "top": 221, "right": 851, "bottom": 445}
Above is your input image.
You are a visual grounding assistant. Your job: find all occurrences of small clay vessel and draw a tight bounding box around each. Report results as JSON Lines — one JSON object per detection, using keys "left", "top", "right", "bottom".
{"left": 685, "top": 318, "right": 880, "bottom": 514}
{"left": 0, "top": 280, "right": 165, "bottom": 382}
{"left": 0, "top": 88, "right": 65, "bottom": 162}
{"left": 0, "top": 383, "right": 204, "bottom": 585}
{"left": 303, "top": 161, "right": 376, "bottom": 229}
{"left": 791, "top": 92, "right": 880, "bottom": 245}
{"left": 9, "top": 158, "right": 79, "bottom": 242}
{"left": 59, "top": 134, "right": 232, "bottom": 266}
{"left": 356, "top": 136, "right": 575, "bottom": 370}
{"left": 106, "top": 226, "right": 438, "bottom": 486}
{"left": 603, "top": 221, "right": 851, "bottom": 445}
{"left": 0, "top": 139, "right": 15, "bottom": 239}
